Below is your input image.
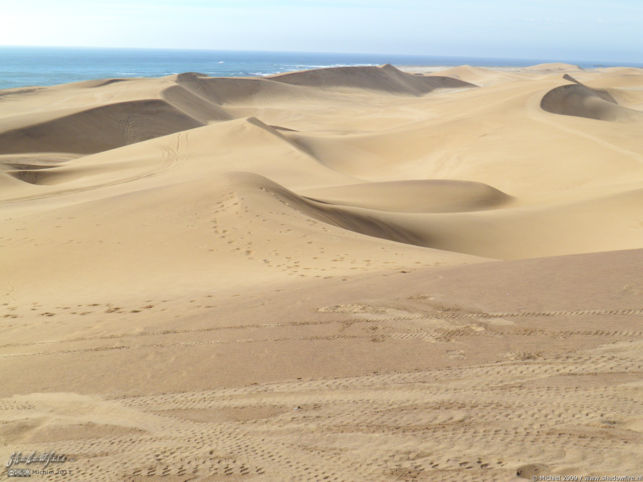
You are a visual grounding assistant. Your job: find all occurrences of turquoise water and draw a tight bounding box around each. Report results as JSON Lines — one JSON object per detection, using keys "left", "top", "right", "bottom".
{"left": 1, "top": 47, "right": 640, "bottom": 90}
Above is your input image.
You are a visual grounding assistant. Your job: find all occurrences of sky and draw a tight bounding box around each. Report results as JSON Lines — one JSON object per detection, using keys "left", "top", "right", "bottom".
{"left": 1, "top": 0, "right": 641, "bottom": 63}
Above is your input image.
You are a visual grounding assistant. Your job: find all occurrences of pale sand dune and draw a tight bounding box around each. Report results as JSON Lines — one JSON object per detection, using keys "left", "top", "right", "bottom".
{"left": 0, "top": 64, "right": 642, "bottom": 481}
{"left": 525, "top": 62, "right": 583, "bottom": 71}
{"left": 425, "top": 65, "right": 526, "bottom": 86}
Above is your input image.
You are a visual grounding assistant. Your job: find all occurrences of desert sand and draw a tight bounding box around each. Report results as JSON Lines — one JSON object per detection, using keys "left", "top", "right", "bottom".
{"left": 0, "top": 63, "right": 642, "bottom": 481}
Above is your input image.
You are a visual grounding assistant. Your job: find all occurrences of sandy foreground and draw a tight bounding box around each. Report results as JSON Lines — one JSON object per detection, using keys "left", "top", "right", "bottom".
{"left": 0, "top": 62, "right": 642, "bottom": 481}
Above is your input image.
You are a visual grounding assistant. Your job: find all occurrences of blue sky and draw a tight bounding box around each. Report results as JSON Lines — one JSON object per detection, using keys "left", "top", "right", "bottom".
{"left": 1, "top": 0, "right": 641, "bottom": 62}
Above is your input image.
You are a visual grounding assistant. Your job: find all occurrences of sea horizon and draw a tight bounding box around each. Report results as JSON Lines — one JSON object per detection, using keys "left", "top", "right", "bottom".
{"left": 1, "top": 45, "right": 641, "bottom": 91}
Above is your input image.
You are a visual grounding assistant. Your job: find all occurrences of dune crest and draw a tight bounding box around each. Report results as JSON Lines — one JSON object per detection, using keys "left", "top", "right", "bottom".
{"left": 302, "top": 179, "right": 512, "bottom": 213}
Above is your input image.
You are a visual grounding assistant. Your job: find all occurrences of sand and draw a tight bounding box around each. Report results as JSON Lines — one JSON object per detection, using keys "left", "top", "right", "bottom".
{"left": 0, "top": 64, "right": 642, "bottom": 481}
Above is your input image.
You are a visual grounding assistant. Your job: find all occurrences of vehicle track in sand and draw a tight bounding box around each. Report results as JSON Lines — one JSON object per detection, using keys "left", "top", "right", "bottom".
{"left": 0, "top": 308, "right": 641, "bottom": 481}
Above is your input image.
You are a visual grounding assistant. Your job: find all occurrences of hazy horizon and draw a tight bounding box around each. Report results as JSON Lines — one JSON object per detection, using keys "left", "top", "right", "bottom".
{"left": 1, "top": 45, "right": 641, "bottom": 69}
{"left": 1, "top": 0, "right": 641, "bottom": 64}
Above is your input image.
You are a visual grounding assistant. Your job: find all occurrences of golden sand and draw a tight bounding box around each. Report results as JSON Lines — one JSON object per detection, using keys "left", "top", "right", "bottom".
{"left": 0, "top": 64, "right": 642, "bottom": 480}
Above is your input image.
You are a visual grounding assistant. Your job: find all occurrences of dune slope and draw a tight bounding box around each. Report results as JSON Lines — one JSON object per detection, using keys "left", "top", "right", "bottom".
{"left": 541, "top": 74, "right": 643, "bottom": 121}
{"left": 0, "top": 99, "right": 203, "bottom": 154}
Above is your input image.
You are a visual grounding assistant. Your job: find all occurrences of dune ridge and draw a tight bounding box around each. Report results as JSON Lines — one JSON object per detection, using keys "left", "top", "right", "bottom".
{"left": 175, "top": 72, "right": 319, "bottom": 105}
{"left": 0, "top": 64, "right": 642, "bottom": 481}
{"left": 302, "top": 179, "right": 512, "bottom": 213}
{"left": 161, "top": 84, "right": 233, "bottom": 122}
{"left": 270, "top": 63, "right": 477, "bottom": 93}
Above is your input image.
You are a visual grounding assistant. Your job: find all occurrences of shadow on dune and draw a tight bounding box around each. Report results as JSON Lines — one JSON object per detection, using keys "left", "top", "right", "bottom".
{"left": 0, "top": 100, "right": 203, "bottom": 155}
{"left": 174, "top": 73, "right": 312, "bottom": 105}
{"left": 225, "top": 171, "right": 430, "bottom": 247}
{"left": 162, "top": 85, "right": 232, "bottom": 123}
{"left": 175, "top": 65, "right": 476, "bottom": 104}
{"left": 541, "top": 74, "right": 643, "bottom": 121}
{"left": 225, "top": 171, "right": 643, "bottom": 260}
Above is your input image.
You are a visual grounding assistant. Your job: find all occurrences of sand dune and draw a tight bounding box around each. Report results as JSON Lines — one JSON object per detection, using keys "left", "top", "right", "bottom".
{"left": 302, "top": 179, "right": 512, "bottom": 212}
{"left": 0, "top": 64, "right": 642, "bottom": 481}
{"left": 424, "top": 64, "right": 525, "bottom": 86}
{"left": 162, "top": 84, "right": 233, "bottom": 122}
{"left": 298, "top": 184, "right": 642, "bottom": 258}
{"left": 0, "top": 99, "right": 203, "bottom": 154}
{"left": 175, "top": 72, "right": 323, "bottom": 105}
{"left": 271, "top": 64, "right": 476, "bottom": 94}
{"left": 541, "top": 74, "right": 643, "bottom": 121}
{"left": 525, "top": 62, "right": 583, "bottom": 71}
{"left": 62, "top": 78, "right": 133, "bottom": 89}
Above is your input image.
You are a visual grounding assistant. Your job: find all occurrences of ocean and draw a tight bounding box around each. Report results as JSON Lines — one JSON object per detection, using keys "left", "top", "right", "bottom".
{"left": 1, "top": 46, "right": 640, "bottom": 91}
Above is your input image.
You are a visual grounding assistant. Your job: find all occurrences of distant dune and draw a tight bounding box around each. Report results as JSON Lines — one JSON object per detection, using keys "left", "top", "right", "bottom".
{"left": 0, "top": 64, "right": 642, "bottom": 481}
{"left": 270, "top": 64, "right": 476, "bottom": 94}
{"left": 425, "top": 65, "right": 522, "bottom": 85}
{"left": 525, "top": 62, "right": 583, "bottom": 71}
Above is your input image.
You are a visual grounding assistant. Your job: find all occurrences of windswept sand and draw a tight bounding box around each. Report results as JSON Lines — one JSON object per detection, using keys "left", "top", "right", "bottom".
{"left": 0, "top": 64, "right": 642, "bottom": 481}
